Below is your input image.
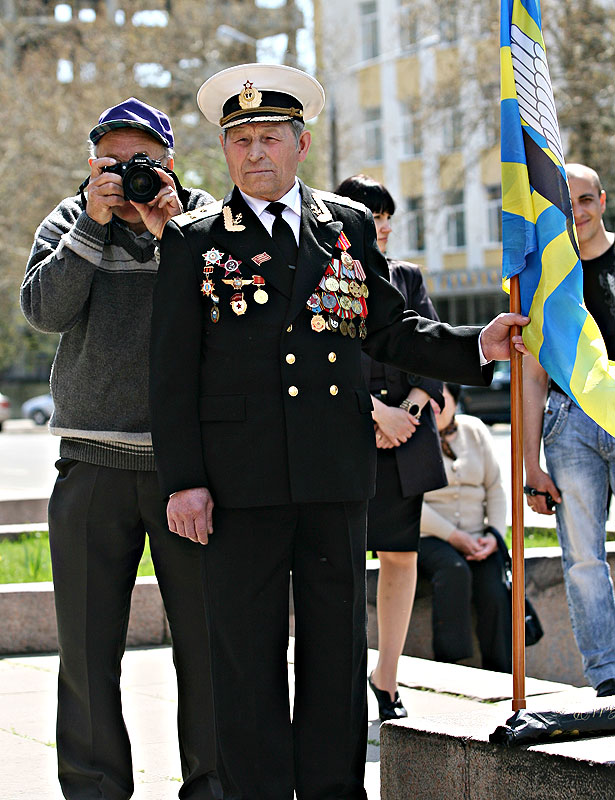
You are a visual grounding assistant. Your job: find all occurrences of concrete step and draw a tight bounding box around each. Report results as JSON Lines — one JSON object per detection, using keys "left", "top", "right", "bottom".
{"left": 0, "top": 496, "right": 48, "bottom": 526}
{"left": 380, "top": 653, "right": 613, "bottom": 800}
{"left": 0, "top": 522, "right": 48, "bottom": 540}
{"left": 380, "top": 703, "right": 615, "bottom": 800}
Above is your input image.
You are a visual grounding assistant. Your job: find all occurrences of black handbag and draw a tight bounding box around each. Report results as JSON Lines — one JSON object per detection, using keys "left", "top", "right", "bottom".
{"left": 485, "top": 526, "right": 544, "bottom": 647}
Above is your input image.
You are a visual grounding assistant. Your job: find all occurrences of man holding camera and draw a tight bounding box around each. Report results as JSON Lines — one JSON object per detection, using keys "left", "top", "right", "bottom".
{"left": 21, "top": 98, "right": 221, "bottom": 799}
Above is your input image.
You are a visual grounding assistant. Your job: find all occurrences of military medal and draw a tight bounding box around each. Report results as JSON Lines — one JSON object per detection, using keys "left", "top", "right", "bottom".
{"left": 349, "top": 280, "right": 361, "bottom": 297}
{"left": 307, "top": 294, "right": 322, "bottom": 311}
{"left": 340, "top": 251, "right": 354, "bottom": 268}
{"left": 322, "top": 293, "right": 337, "bottom": 311}
{"left": 230, "top": 293, "right": 247, "bottom": 315}
{"left": 210, "top": 293, "right": 220, "bottom": 323}
{"left": 201, "top": 264, "right": 215, "bottom": 297}
{"left": 311, "top": 314, "right": 326, "bottom": 332}
{"left": 203, "top": 248, "right": 224, "bottom": 266}
{"left": 223, "top": 275, "right": 253, "bottom": 291}
{"left": 253, "top": 275, "right": 268, "bottom": 304}
{"left": 223, "top": 258, "right": 242, "bottom": 276}
{"left": 304, "top": 229, "right": 370, "bottom": 336}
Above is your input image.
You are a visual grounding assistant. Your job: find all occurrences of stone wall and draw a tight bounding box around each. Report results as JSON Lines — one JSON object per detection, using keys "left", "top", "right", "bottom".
{"left": 3, "top": 543, "right": 615, "bottom": 687}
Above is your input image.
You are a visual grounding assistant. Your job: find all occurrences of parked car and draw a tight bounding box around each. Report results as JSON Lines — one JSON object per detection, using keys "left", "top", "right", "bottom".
{"left": 0, "top": 392, "right": 11, "bottom": 431}
{"left": 21, "top": 393, "right": 54, "bottom": 426}
{"left": 459, "top": 361, "right": 510, "bottom": 424}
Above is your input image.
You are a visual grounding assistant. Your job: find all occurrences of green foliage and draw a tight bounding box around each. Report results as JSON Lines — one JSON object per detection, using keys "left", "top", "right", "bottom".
{"left": 0, "top": 532, "right": 155, "bottom": 584}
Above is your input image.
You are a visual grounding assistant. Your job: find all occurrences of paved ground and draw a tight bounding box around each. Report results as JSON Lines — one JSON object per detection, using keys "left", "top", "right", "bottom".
{"left": 1, "top": 639, "right": 586, "bottom": 800}
{"left": 1, "top": 644, "right": 389, "bottom": 799}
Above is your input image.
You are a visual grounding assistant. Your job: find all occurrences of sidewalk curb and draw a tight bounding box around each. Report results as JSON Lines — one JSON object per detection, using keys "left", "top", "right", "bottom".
{"left": 0, "top": 577, "right": 169, "bottom": 654}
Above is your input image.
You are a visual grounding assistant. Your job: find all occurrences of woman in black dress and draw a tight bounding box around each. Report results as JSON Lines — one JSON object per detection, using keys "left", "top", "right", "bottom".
{"left": 335, "top": 175, "right": 447, "bottom": 720}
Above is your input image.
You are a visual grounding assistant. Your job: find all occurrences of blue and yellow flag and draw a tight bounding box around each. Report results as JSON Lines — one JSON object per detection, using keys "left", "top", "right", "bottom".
{"left": 501, "top": 0, "right": 615, "bottom": 435}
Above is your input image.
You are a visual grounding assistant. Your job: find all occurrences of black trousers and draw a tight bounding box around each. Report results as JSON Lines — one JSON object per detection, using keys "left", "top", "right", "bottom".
{"left": 48, "top": 459, "right": 221, "bottom": 800}
{"left": 418, "top": 536, "right": 512, "bottom": 673}
{"left": 201, "top": 501, "right": 369, "bottom": 800}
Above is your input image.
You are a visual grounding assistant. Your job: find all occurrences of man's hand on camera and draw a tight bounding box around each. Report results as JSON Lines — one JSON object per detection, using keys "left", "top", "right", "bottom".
{"left": 131, "top": 169, "right": 183, "bottom": 240}
{"left": 85, "top": 157, "right": 126, "bottom": 226}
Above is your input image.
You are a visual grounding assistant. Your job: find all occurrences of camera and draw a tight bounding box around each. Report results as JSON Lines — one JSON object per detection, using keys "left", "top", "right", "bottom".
{"left": 102, "top": 153, "right": 163, "bottom": 203}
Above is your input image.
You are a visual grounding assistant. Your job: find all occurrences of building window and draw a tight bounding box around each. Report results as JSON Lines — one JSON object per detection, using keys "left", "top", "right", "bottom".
{"left": 442, "top": 107, "right": 463, "bottom": 152}
{"left": 438, "top": 2, "right": 457, "bottom": 44}
{"left": 486, "top": 185, "right": 502, "bottom": 243}
{"left": 399, "top": 0, "right": 418, "bottom": 51}
{"left": 364, "top": 107, "right": 383, "bottom": 162}
{"left": 406, "top": 197, "right": 425, "bottom": 252}
{"left": 401, "top": 103, "right": 422, "bottom": 157}
{"left": 360, "top": 1, "right": 379, "bottom": 60}
{"left": 445, "top": 190, "right": 465, "bottom": 248}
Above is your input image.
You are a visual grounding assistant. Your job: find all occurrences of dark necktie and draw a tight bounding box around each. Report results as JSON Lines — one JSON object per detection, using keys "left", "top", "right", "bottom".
{"left": 266, "top": 202, "right": 298, "bottom": 267}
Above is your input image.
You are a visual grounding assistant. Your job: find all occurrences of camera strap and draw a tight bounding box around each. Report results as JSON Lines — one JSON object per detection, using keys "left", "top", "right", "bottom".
{"left": 166, "top": 168, "right": 191, "bottom": 211}
{"left": 75, "top": 168, "right": 189, "bottom": 262}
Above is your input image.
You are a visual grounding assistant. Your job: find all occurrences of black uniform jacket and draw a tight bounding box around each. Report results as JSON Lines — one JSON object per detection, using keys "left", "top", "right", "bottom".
{"left": 150, "top": 182, "right": 491, "bottom": 508}
{"left": 361, "top": 260, "right": 447, "bottom": 498}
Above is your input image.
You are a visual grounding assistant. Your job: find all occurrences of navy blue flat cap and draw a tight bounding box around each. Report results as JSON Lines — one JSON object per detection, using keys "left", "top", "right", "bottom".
{"left": 89, "top": 97, "right": 174, "bottom": 148}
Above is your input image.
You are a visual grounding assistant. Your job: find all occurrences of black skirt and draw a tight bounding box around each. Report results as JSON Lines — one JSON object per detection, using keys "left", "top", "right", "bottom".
{"left": 367, "top": 449, "right": 423, "bottom": 552}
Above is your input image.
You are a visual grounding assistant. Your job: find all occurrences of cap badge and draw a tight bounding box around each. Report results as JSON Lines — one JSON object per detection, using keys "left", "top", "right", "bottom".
{"left": 238, "top": 81, "right": 263, "bottom": 110}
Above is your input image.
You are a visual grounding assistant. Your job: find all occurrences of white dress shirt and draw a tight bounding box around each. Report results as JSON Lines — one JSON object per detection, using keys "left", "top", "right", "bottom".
{"left": 239, "top": 179, "right": 302, "bottom": 244}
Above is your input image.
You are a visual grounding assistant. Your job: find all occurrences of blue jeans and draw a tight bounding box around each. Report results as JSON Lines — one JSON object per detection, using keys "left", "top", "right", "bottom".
{"left": 543, "top": 391, "right": 615, "bottom": 688}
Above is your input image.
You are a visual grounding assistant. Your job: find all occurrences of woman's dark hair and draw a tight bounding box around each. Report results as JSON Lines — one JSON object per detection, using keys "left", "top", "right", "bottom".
{"left": 445, "top": 383, "right": 462, "bottom": 403}
{"left": 334, "top": 174, "right": 396, "bottom": 216}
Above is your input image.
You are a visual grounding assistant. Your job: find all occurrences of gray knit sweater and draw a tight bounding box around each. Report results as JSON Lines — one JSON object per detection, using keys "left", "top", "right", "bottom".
{"left": 21, "top": 188, "right": 213, "bottom": 470}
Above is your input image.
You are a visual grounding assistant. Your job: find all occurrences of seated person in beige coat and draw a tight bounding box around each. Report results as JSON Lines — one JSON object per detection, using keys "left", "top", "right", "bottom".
{"left": 418, "top": 383, "right": 512, "bottom": 672}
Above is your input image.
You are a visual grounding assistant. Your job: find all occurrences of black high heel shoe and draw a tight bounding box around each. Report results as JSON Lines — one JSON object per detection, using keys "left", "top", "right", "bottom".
{"left": 368, "top": 673, "right": 408, "bottom": 722}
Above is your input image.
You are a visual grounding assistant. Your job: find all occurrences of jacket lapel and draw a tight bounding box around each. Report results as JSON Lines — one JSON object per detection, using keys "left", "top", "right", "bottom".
{"left": 207, "top": 188, "right": 294, "bottom": 299}
{"left": 285, "top": 182, "right": 343, "bottom": 324}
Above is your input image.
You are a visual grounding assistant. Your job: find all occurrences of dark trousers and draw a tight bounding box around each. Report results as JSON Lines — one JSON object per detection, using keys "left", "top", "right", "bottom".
{"left": 418, "top": 536, "right": 512, "bottom": 673}
{"left": 201, "top": 501, "right": 369, "bottom": 800}
{"left": 48, "top": 459, "right": 221, "bottom": 800}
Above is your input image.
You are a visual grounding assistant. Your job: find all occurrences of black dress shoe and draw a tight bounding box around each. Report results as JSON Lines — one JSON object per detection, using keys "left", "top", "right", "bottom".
{"left": 596, "top": 678, "right": 615, "bottom": 697}
{"left": 368, "top": 673, "right": 408, "bottom": 722}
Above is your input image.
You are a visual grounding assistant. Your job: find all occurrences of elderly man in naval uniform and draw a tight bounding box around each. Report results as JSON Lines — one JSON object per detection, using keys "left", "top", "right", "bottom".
{"left": 147, "top": 63, "right": 529, "bottom": 800}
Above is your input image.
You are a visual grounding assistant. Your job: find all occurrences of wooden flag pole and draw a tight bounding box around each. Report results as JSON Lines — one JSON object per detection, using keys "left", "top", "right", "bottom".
{"left": 510, "top": 274, "right": 526, "bottom": 710}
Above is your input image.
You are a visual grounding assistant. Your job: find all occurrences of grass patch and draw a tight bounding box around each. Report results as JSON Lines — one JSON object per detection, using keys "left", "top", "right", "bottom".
{"left": 0, "top": 532, "right": 155, "bottom": 584}
{"left": 3, "top": 525, "right": 612, "bottom": 581}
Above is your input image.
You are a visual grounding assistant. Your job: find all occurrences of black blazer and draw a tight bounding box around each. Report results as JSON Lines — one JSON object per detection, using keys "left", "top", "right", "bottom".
{"left": 361, "top": 260, "right": 447, "bottom": 497}
{"left": 150, "top": 182, "right": 491, "bottom": 508}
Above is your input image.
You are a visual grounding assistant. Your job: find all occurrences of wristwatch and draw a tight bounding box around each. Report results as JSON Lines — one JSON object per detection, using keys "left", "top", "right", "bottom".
{"left": 400, "top": 399, "right": 421, "bottom": 418}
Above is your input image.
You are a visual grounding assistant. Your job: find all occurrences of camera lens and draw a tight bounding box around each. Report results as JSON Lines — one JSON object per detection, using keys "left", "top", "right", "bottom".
{"left": 123, "top": 165, "right": 161, "bottom": 203}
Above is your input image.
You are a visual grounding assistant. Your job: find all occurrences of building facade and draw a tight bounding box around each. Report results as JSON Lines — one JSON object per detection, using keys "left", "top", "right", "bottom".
{"left": 315, "top": 0, "right": 508, "bottom": 324}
